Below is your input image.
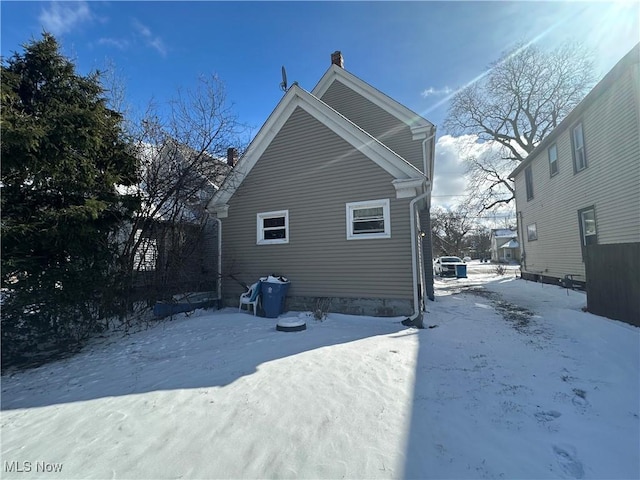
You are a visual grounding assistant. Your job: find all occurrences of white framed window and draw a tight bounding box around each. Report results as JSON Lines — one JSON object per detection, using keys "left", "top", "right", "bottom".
{"left": 578, "top": 206, "right": 597, "bottom": 259}
{"left": 578, "top": 207, "right": 597, "bottom": 246}
{"left": 257, "top": 210, "right": 289, "bottom": 245}
{"left": 525, "top": 165, "right": 534, "bottom": 201}
{"left": 527, "top": 223, "right": 538, "bottom": 242}
{"left": 548, "top": 143, "right": 558, "bottom": 177}
{"left": 572, "top": 122, "right": 587, "bottom": 172}
{"left": 346, "top": 199, "right": 391, "bottom": 240}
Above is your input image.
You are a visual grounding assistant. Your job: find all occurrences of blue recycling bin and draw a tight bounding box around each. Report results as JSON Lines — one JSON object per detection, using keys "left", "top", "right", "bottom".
{"left": 455, "top": 264, "right": 467, "bottom": 278}
{"left": 260, "top": 277, "right": 290, "bottom": 318}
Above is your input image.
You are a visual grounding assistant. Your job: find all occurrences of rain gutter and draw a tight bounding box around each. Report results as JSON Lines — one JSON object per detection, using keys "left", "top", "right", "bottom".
{"left": 213, "top": 216, "right": 223, "bottom": 305}
{"left": 404, "top": 190, "right": 429, "bottom": 329}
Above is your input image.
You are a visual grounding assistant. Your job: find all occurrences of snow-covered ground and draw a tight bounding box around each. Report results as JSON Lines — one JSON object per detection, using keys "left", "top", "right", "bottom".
{"left": 1, "top": 272, "right": 638, "bottom": 479}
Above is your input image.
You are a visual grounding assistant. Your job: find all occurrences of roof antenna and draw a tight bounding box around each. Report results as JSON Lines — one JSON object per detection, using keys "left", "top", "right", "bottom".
{"left": 280, "top": 66, "right": 288, "bottom": 92}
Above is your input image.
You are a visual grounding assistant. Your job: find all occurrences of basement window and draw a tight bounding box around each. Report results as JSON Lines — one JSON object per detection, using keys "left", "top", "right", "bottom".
{"left": 346, "top": 199, "right": 391, "bottom": 240}
{"left": 257, "top": 210, "right": 289, "bottom": 245}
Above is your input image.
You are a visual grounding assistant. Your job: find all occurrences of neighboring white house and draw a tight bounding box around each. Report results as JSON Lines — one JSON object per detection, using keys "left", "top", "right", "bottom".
{"left": 490, "top": 228, "right": 520, "bottom": 263}
{"left": 509, "top": 43, "right": 640, "bottom": 289}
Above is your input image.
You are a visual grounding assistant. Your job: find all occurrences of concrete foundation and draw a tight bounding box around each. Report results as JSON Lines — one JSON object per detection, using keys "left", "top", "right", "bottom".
{"left": 224, "top": 294, "right": 413, "bottom": 317}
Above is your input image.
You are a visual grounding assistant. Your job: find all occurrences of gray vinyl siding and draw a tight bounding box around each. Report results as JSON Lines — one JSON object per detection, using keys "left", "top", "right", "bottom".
{"left": 516, "top": 61, "right": 640, "bottom": 281}
{"left": 221, "top": 106, "right": 414, "bottom": 301}
{"left": 319, "top": 80, "right": 424, "bottom": 172}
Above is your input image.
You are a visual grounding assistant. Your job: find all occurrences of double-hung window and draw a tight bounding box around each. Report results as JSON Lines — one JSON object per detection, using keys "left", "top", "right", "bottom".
{"left": 572, "top": 122, "right": 587, "bottom": 172}
{"left": 578, "top": 206, "right": 597, "bottom": 257}
{"left": 527, "top": 223, "right": 538, "bottom": 242}
{"left": 525, "top": 165, "right": 534, "bottom": 201}
{"left": 346, "top": 199, "right": 391, "bottom": 240}
{"left": 548, "top": 143, "right": 558, "bottom": 177}
{"left": 257, "top": 210, "right": 289, "bottom": 244}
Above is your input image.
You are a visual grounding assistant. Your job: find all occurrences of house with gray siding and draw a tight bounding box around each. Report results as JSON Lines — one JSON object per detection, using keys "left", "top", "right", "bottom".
{"left": 509, "top": 44, "right": 639, "bottom": 290}
{"left": 207, "top": 52, "right": 435, "bottom": 323}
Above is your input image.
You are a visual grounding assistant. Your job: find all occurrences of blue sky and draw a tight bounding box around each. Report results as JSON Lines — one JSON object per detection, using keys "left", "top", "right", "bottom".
{"left": 2, "top": 1, "right": 638, "bottom": 211}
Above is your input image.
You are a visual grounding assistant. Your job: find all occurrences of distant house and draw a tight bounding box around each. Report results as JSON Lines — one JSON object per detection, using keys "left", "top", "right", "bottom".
{"left": 128, "top": 141, "right": 233, "bottom": 298}
{"left": 509, "top": 44, "right": 639, "bottom": 324}
{"left": 207, "top": 52, "right": 435, "bottom": 323}
{"left": 490, "top": 229, "right": 520, "bottom": 263}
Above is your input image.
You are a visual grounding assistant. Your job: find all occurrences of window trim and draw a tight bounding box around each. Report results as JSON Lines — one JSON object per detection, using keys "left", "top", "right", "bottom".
{"left": 134, "top": 229, "right": 158, "bottom": 271}
{"left": 548, "top": 143, "right": 559, "bottom": 177}
{"left": 571, "top": 122, "right": 588, "bottom": 173}
{"left": 346, "top": 199, "right": 391, "bottom": 240}
{"left": 256, "top": 210, "right": 289, "bottom": 245}
{"left": 524, "top": 165, "right": 534, "bottom": 201}
{"left": 578, "top": 206, "right": 597, "bottom": 258}
{"left": 526, "top": 223, "right": 538, "bottom": 242}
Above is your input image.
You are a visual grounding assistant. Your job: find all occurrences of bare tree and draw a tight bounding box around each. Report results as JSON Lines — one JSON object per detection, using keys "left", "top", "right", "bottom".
{"left": 116, "top": 74, "right": 249, "bottom": 315}
{"left": 431, "top": 205, "right": 474, "bottom": 257}
{"left": 445, "top": 42, "right": 595, "bottom": 211}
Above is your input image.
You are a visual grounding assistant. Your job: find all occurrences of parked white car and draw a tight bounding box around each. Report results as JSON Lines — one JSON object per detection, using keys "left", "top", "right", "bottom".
{"left": 463, "top": 256, "right": 472, "bottom": 262}
{"left": 434, "top": 256, "right": 464, "bottom": 276}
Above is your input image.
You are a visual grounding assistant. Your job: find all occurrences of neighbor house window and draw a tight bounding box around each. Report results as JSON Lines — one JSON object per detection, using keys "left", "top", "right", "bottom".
{"left": 525, "top": 165, "right": 534, "bottom": 201}
{"left": 548, "top": 143, "right": 558, "bottom": 177}
{"left": 578, "top": 206, "right": 597, "bottom": 256}
{"left": 346, "top": 199, "right": 391, "bottom": 240}
{"left": 257, "top": 210, "right": 289, "bottom": 244}
{"left": 134, "top": 230, "right": 158, "bottom": 271}
{"left": 527, "top": 223, "right": 538, "bottom": 241}
{"left": 572, "top": 122, "right": 587, "bottom": 172}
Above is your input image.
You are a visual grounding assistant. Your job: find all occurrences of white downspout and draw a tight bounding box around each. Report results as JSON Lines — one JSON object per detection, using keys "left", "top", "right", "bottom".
{"left": 403, "top": 124, "right": 436, "bottom": 327}
{"left": 213, "top": 216, "right": 222, "bottom": 304}
{"left": 404, "top": 190, "right": 429, "bottom": 328}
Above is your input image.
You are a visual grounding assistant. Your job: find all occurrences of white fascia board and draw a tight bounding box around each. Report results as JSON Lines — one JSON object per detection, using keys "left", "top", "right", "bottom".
{"left": 312, "top": 65, "right": 434, "bottom": 130}
{"left": 208, "top": 84, "right": 423, "bottom": 211}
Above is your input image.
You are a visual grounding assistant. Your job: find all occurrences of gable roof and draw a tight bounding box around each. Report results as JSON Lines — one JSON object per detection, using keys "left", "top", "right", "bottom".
{"left": 312, "top": 64, "right": 434, "bottom": 138}
{"left": 509, "top": 43, "right": 640, "bottom": 179}
{"left": 207, "top": 84, "right": 425, "bottom": 212}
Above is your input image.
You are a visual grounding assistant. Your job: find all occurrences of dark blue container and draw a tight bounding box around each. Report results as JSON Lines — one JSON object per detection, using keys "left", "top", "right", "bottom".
{"left": 260, "top": 279, "right": 290, "bottom": 318}
{"left": 455, "top": 264, "right": 467, "bottom": 278}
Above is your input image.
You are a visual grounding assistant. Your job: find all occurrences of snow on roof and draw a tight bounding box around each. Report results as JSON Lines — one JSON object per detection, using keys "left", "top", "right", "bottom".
{"left": 493, "top": 228, "right": 517, "bottom": 238}
{"left": 500, "top": 239, "right": 520, "bottom": 249}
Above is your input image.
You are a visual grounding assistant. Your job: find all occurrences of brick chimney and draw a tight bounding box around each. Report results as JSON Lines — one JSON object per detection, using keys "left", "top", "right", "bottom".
{"left": 226, "top": 147, "right": 238, "bottom": 167}
{"left": 331, "top": 51, "right": 344, "bottom": 68}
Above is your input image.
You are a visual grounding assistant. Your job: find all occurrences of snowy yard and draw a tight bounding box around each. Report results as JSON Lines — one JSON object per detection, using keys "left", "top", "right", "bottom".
{"left": 1, "top": 271, "right": 638, "bottom": 479}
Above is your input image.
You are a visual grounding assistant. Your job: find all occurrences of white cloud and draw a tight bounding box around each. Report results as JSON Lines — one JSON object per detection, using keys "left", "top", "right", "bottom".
{"left": 432, "top": 134, "right": 517, "bottom": 227}
{"left": 432, "top": 134, "right": 504, "bottom": 207}
{"left": 98, "top": 38, "right": 130, "bottom": 50}
{"left": 133, "top": 20, "right": 167, "bottom": 56}
{"left": 38, "top": 1, "right": 92, "bottom": 36}
{"left": 432, "top": 134, "right": 472, "bottom": 209}
{"left": 421, "top": 86, "right": 453, "bottom": 98}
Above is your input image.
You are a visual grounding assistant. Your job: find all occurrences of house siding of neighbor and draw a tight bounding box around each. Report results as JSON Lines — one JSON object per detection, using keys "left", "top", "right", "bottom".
{"left": 510, "top": 44, "right": 640, "bottom": 289}
{"left": 208, "top": 53, "right": 435, "bottom": 318}
{"left": 490, "top": 229, "right": 520, "bottom": 263}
